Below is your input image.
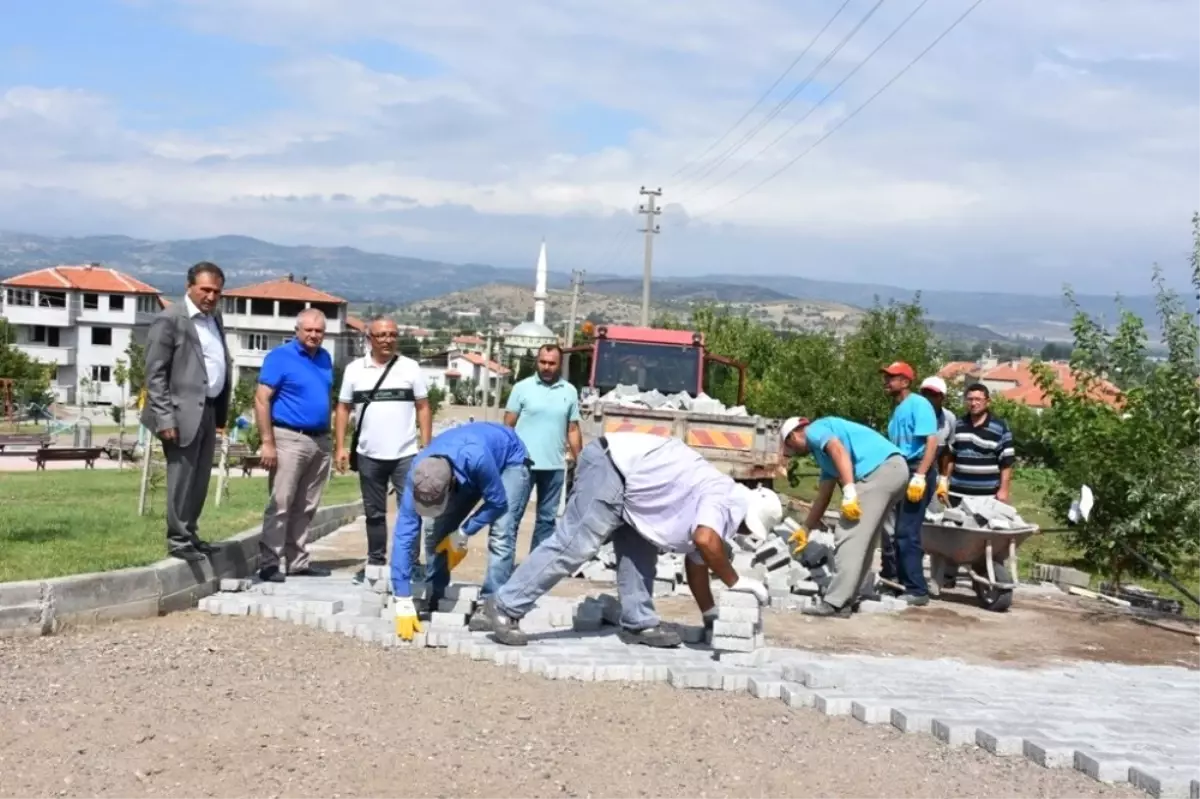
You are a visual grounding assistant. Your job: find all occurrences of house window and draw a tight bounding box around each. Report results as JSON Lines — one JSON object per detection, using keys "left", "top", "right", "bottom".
{"left": 30, "top": 325, "right": 46, "bottom": 343}
{"left": 83, "top": 293, "right": 99, "bottom": 310}
{"left": 91, "top": 326, "right": 113, "bottom": 346}
{"left": 250, "top": 298, "right": 273, "bottom": 316}
{"left": 108, "top": 294, "right": 125, "bottom": 311}
{"left": 136, "top": 295, "right": 159, "bottom": 314}
{"left": 5, "top": 288, "right": 33, "bottom": 306}
{"left": 39, "top": 291, "right": 66, "bottom": 308}
{"left": 91, "top": 365, "right": 112, "bottom": 383}
{"left": 243, "top": 333, "right": 271, "bottom": 351}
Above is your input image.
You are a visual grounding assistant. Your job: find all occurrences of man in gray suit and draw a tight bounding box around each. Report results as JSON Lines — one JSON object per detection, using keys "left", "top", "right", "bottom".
{"left": 141, "top": 262, "right": 232, "bottom": 562}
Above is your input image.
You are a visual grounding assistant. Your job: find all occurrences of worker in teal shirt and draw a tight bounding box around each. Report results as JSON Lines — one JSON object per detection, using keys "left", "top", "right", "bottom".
{"left": 780, "top": 416, "right": 907, "bottom": 618}
{"left": 503, "top": 344, "right": 583, "bottom": 555}
{"left": 880, "top": 361, "right": 939, "bottom": 603}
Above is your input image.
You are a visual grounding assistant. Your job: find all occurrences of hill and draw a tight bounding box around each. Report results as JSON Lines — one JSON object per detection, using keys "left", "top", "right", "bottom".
{"left": 0, "top": 230, "right": 1151, "bottom": 340}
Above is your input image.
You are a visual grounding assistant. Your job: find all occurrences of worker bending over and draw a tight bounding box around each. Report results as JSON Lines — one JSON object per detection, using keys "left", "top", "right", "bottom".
{"left": 780, "top": 416, "right": 908, "bottom": 618}
{"left": 480, "top": 432, "right": 784, "bottom": 648}
{"left": 390, "top": 421, "right": 531, "bottom": 640}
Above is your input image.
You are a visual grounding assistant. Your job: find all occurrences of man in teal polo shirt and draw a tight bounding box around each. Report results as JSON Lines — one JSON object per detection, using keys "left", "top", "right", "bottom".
{"left": 253, "top": 309, "right": 335, "bottom": 582}
{"left": 880, "top": 361, "right": 939, "bottom": 603}
{"left": 502, "top": 344, "right": 582, "bottom": 556}
{"left": 780, "top": 416, "right": 907, "bottom": 618}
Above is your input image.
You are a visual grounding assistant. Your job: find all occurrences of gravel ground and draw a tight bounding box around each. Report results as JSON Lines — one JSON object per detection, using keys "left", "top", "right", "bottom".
{"left": 0, "top": 614, "right": 1139, "bottom": 799}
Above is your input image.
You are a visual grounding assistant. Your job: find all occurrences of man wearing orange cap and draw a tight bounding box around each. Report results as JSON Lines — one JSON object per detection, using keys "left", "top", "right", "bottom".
{"left": 880, "top": 361, "right": 939, "bottom": 605}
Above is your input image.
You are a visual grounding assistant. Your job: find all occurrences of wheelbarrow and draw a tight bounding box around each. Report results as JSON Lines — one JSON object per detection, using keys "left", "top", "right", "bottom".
{"left": 920, "top": 521, "right": 1040, "bottom": 612}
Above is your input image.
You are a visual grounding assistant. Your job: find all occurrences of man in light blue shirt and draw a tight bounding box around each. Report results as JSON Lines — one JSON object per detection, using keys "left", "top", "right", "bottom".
{"left": 880, "top": 361, "right": 939, "bottom": 603}
{"left": 781, "top": 416, "right": 908, "bottom": 617}
{"left": 503, "top": 344, "right": 583, "bottom": 552}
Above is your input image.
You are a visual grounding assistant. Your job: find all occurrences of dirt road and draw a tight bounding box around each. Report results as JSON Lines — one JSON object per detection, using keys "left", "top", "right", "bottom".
{"left": 0, "top": 614, "right": 1140, "bottom": 799}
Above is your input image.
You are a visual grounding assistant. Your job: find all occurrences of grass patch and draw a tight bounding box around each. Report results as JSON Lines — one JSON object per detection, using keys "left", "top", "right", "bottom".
{"left": 777, "top": 464, "right": 1199, "bottom": 615}
{"left": 0, "top": 470, "right": 360, "bottom": 582}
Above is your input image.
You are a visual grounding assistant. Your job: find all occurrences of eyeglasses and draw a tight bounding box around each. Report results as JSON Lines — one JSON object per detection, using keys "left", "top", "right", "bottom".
{"left": 370, "top": 332, "right": 399, "bottom": 339}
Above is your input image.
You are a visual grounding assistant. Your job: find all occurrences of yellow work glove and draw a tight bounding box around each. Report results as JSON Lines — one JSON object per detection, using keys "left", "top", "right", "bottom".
{"left": 434, "top": 530, "right": 469, "bottom": 571}
{"left": 840, "top": 484, "right": 862, "bottom": 522}
{"left": 936, "top": 476, "right": 950, "bottom": 504}
{"left": 907, "top": 473, "right": 927, "bottom": 504}
{"left": 393, "top": 596, "right": 423, "bottom": 641}
{"left": 788, "top": 526, "right": 809, "bottom": 555}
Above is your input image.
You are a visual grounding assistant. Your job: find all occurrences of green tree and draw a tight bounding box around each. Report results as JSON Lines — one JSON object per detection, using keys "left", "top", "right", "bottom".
{"left": 426, "top": 384, "right": 445, "bottom": 418}
{"left": 1035, "top": 216, "right": 1200, "bottom": 584}
{"left": 227, "top": 376, "right": 256, "bottom": 429}
{"left": 124, "top": 340, "right": 146, "bottom": 399}
{"left": 0, "top": 319, "right": 54, "bottom": 411}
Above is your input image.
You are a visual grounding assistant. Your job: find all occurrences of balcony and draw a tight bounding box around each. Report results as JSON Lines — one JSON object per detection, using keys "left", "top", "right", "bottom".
{"left": 20, "top": 345, "right": 76, "bottom": 366}
{"left": 2, "top": 304, "right": 75, "bottom": 328}
{"left": 223, "top": 312, "right": 344, "bottom": 335}
{"left": 233, "top": 349, "right": 267, "bottom": 368}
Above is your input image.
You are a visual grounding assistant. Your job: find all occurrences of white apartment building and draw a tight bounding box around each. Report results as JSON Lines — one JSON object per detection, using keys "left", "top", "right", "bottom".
{"left": 219, "top": 275, "right": 355, "bottom": 387}
{"left": 1, "top": 264, "right": 163, "bottom": 405}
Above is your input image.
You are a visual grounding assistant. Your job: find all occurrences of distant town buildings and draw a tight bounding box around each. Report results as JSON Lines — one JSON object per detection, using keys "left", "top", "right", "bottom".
{"left": 938, "top": 351, "right": 1121, "bottom": 409}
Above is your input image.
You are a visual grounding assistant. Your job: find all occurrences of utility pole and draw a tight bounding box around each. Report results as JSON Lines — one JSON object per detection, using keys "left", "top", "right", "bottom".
{"left": 563, "top": 269, "right": 585, "bottom": 377}
{"left": 638, "top": 186, "right": 662, "bottom": 327}
{"left": 481, "top": 333, "right": 492, "bottom": 420}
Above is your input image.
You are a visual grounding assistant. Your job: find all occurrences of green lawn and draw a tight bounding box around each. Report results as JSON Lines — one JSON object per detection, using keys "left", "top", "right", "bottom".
{"left": 776, "top": 464, "right": 1199, "bottom": 612}
{"left": 0, "top": 470, "right": 360, "bottom": 582}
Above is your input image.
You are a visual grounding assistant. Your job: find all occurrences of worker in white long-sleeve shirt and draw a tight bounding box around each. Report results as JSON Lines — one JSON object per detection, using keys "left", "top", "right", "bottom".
{"left": 480, "top": 432, "right": 784, "bottom": 648}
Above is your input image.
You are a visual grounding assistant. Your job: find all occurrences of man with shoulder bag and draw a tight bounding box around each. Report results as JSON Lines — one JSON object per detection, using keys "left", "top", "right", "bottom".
{"left": 334, "top": 318, "right": 432, "bottom": 579}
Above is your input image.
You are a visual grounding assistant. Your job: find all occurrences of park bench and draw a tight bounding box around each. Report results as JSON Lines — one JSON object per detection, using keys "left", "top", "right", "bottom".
{"left": 0, "top": 433, "right": 50, "bottom": 455}
{"left": 219, "top": 443, "right": 263, "bottom": 477}
{"left": 35, "top": 446, "right": 104, "bottom": 470}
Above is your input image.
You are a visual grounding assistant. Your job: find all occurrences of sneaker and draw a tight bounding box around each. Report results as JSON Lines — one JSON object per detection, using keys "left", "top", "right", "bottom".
{"left": 801, "top": 601, "right": 853, "bottom": 618}
{"left": 482, "top": 597, "right": 527, "bottom": 646}
{"left": 289, "top": 565, "right": 331, "bottom": 577}
{"left": 900, "top": 593, "right": 930, "bottom": 607}
{"left": 617, "top": 626, "right": 682, "bottom": 648}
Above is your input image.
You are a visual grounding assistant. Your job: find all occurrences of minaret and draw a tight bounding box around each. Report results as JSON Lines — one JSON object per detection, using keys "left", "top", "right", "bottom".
{"left": 533, "top": 239, "right": 548, "bottom": 326}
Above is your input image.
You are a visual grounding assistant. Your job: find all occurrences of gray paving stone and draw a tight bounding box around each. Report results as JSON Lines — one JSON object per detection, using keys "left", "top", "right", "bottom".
{"left": 717, "top": 590, "right": 760, "bottom": 609}
{"left": 1129, "top": 766, "right": 1200, "bottom": 799}
{"left": 780, "top": 683, "right": 815, "bottom": 708}
{"left": 712, "top": 620, "right": 760, "bottom": 638}
{"left": 710, "top": 635, "right": 755, "bottom": 652}
{"left": 429, "top": 611, "right": 467, "bottom": 628}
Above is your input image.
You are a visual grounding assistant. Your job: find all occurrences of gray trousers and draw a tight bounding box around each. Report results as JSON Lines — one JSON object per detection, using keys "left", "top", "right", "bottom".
{"left": 496, "top": 439, "right": 661, "bottom": 631}
{"left": 824, "top": 455, "right": 909, "bottom": 609}
{"left": 163, "top": 403, "right": 216, "bottom": 550}
{"left": 259, "top": 427, "right": 332, "bottom": 572}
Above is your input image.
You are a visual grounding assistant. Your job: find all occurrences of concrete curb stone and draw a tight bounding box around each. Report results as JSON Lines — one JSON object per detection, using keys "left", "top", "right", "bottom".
{"left": 0, "top": 500, "right": 363, "bottom": 637}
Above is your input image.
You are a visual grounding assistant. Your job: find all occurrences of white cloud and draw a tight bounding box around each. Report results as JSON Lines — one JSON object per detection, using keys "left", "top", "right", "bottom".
{"left": 2, "top": 0, "right": 1197, "bottom": 293}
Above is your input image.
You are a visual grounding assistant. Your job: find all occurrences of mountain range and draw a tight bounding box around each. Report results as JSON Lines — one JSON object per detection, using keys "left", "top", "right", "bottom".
{"left": 0, "top": 231, "right": 1159, "bottom": 340}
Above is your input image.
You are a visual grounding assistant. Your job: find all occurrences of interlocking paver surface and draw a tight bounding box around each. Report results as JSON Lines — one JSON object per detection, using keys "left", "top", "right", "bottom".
{"left": 199, "top": 518, "right": 1200, "bottom": 798}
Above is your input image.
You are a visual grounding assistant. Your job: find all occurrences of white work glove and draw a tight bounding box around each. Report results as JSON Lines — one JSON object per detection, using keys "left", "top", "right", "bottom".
{"left": 701, "top": 606, "right": 719, "bottom": 629}
{"left": 393, "top": 596, "right": 423, "bottom": 641}
{"left": 729, "top": 577, "right": 769, "bottom": 607}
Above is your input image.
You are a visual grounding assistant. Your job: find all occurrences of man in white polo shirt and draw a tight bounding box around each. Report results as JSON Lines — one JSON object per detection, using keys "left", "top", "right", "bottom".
{"left": 334, "top": 317, "right": 432, "bottom": 578}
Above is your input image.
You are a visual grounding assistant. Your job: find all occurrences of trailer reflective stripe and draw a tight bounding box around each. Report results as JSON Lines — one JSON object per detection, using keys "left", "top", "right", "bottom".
{"left": 604, "top": 422, "right": 672, "bottom": 436}
{"left": 686, "top": 429, "right": 751, "bottom": 450}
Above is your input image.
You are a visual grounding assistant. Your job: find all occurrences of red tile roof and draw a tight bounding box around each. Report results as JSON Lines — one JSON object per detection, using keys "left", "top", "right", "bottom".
{"left": 2, "top": 265, "right": 160, "bottom": 294}
{"left": 444, "top": 369, "right": 462, "bottom": 379}
{"left": 458, "top": 352, "right": 511, "bottom": 376}
{"left": 940, "top": 357, "right": 1121, "bottom": 409}
{"left": 936, "top": 361, "right": 977, "bottom": 382}
{"left": 452, "top": 335, "right": 484, "bottom": 345}
{"left": 223, "top": 276, "right": 345, "bottom": 303}
{"left": 346, "top": 315, "right": 366, "bottom": 333}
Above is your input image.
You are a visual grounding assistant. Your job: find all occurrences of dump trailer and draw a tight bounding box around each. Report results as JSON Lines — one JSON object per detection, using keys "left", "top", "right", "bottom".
{"left": 565, "top": 324, "right": 783, "bottom": 485}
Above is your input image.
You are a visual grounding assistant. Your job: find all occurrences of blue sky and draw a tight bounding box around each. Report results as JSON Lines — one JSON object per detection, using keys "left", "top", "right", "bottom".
{"left": 0, "top": 0, "right": 1196, "bottom": 294}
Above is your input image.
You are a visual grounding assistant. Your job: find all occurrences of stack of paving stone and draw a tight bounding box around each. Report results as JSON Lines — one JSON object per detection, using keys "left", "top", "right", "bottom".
{"left": 428, "top": 582, "right": 481, "bottom": 631}
{"left": 579, "top": 383, "right": 748, "bottom": 417}
{"left": 925, "top": 495, "right": 1031, "bottom": 530}
{"left": 359, "top": 565, "right": 393, "bottom": 618}
{"left": 707, "top": 588, "right": 766, "bottom": 653}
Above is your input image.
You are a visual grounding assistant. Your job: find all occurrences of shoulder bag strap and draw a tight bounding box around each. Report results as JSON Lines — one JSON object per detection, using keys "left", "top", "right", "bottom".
{"left": 349, "top": 356, "right": 398, "bottom": 470}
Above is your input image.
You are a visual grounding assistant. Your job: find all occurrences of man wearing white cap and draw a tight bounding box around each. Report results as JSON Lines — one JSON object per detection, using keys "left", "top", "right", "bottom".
{"left": 779, "top": 415, "right": 908, "bottom": 618}
{"left": 918, "top": 376, "right": 957, "bottom": 495}
{"left": 481, "top": 432, "right": 784, "bottom": 648}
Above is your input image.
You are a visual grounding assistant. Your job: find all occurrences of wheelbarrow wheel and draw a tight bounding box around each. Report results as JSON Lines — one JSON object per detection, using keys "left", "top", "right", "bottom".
{"left": 974, "top": 561, "right": 1014, "bottom": 612}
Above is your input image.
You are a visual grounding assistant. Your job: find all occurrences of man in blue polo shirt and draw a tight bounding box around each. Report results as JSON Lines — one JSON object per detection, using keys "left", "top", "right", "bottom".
{"left": 879, "top": 361, "right": 939, "bottom": 604}
{"left": 253, "top": 308, "right": 335, "bottom": 582}
{"left": 780, "top": 416, "right": 908, "bottom": 618}
{"left": 502, "top": 344, "right": 582, "bottom": 556}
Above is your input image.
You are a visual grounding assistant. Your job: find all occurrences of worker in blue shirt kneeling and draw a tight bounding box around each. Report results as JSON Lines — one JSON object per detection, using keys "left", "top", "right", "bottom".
{"left": 389, "top": 421, "right": 531, "bottom": 641}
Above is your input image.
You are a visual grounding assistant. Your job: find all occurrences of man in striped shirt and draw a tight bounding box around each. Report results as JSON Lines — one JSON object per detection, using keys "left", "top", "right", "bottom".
{"left": 939, "top": 383, "right": 1015, "bottom": 502}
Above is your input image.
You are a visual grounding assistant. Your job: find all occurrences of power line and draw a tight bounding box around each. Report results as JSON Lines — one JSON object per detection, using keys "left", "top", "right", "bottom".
{"left": 693, "top": 0, "right": 987, "bottom": 221}
{"left": 686, "top": 0, "right": 932, "bottom": 204}
{"left": 667, "top": 0, "right": 855, "bottom": 183}
{"left": 676, "top": 0, "right": 888, "bottom": 193}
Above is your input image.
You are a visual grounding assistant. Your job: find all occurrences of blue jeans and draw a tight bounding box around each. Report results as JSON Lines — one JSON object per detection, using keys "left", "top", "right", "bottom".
{"left": 880, "top": 462, "right": 935, "bottom": 597}
{"left": 502, "top": 468, "right": 566, "bottom": 555}
{"left": 425, "top": 463, "right": 530, "bottom": 606}
{"left": 496, "top": 441, "right": 659, "bottom": 631}
{"left": 479, "top": 465, "right": 533, "bottom": 599}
